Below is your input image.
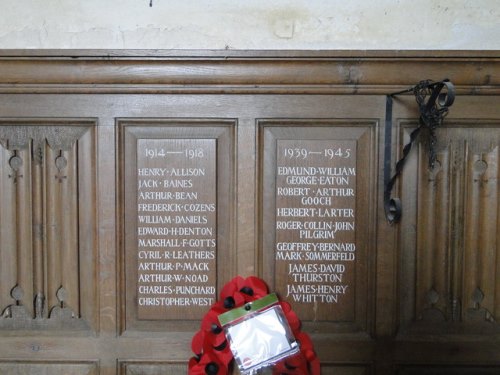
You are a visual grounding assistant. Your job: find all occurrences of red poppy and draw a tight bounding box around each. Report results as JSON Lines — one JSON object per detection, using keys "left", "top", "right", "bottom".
{"left": 191, "top": 329, "right": 205, "bottom": 356}
{"left": 189, "top": 276, "right": 319, "bottom": 375}
{"left": 219, "top": 276, "right": 246, "bottom": 308}
{"left": 272, "top": 352, "right": 310, "bottom": 374}
{"left": 209, "top": 336, "right": 233, "bottom": 366}
{"left": 280, "top": 301, "right": 301, "bottom": 332}
{"left": 188, "top": 350, "right": 229, "bottom": 375}
{"left": 296, "top": 332, "right": 320, "bottom": 375}
{"left": 219, "top": 276, "right": 270, "bottom": 308}
{"left": 242, "top": 276, "right": 269, "bottom": 299}
{"left": 200, "top": 307, "right": 226, "bottom": 348}
{"left": 296, "top": 332, "right": 316, "bottom": 362}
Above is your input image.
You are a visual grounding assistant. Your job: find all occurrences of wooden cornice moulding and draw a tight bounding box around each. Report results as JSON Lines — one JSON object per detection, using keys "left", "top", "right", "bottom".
{"left": 0, "top": 50, "right": 498, "bottom": 94}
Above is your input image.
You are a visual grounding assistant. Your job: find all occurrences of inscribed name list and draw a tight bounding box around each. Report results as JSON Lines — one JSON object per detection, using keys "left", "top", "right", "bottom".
{"left": 136, "top": 139, "right": 217, "bottom": 320}
{"left": 275, "top": 139, "right": 357, "bottom": 320}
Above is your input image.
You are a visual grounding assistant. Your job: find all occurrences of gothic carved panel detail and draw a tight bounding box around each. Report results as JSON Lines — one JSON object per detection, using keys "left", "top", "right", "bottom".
{"left": 0, "top": 121, "right": 97, "bottom": 332}
{"left": 399, "top": 121, "right": 500, "bottom": 335}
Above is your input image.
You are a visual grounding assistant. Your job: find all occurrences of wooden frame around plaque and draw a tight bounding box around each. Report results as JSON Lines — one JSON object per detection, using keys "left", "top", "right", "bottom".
{"left": 259, "top": 120, "right": 377, "bottom": 334}
{"left": 118, "top": 119, "right": 235, "bottom": 333}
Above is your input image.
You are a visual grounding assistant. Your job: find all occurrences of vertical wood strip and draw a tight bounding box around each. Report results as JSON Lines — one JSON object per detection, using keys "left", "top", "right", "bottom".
{"left": 416, "top": 146, "right": 435, "bottom": 314}
{"left": 0, "top": 147, "right": 17, "bottom": 310}
{"left": 434, "top": 148, "right": 450, "bottom": 312}
{"left": 31, "top": 142, "right": 45, "bottom": 316}
{"left": 78, "top": 129, "right": 96, "bottom": 324}
{"left": 45, "top": 144, "right": 60, "bottom": 314}
{"left": 41, "top": 142, "right": 49, "bottom": 316}
{"left": 63, "top": 143, "right": 80, "bottom": 316}
{"left": 17, "top": 148, "right": 34, "bottom": 317}
{"left": 463, "top": 145, "right": 481, "bottom": 310}
{"left": 399, "top": 126, "right": 419, "bottom": 324}
{"left": 236, "top": 118, "right": 256, "bottom": 277}
{"left": 479, "top": 147, "right": 498, "bottom": 313}
{"left": 495, "top": 145, "right": 500, "bottom": 320}
{"left": 449, "top": 142, "right": 465, "bottom": 319}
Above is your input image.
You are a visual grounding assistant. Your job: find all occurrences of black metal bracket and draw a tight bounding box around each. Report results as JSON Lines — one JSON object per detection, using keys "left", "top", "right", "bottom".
{"left": 384, "top": 79, "right": 456, "bottom": 224}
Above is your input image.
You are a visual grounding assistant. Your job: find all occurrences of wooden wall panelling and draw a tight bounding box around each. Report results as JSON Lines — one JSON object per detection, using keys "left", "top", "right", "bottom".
{"left": 259, "top": 120, "right": 377, "bottom": 335}
{"left": 0, "top": 145, "right": 34, "bottom": 319}
{"left": 0, "top": 145, "right": 29, "bottom": 316}
{"left": 396, "top": 365, "right": 500, "bottom": 375}
{"left": 0, "top": 121, "right": 97, "bottom": 333}
{"left": 0, "top": 51, "right": 498, "bottom": 375}
{"left": 0, "top": 361, "right": 98, "bottom": 375}
{"left": 0, "top": 51, "right": 497, "bottom": 96}
{"left": 396, "top": 94, "right": 500, "bottom": 337}
{"left": 321, "top": 364, "right": 373, "bottom": 375}
{"left": 119, "top": 361, "right": 374, "bottom": 374}
{"left": 118, "top": 119, "right": 235, "bottom": 333}
{"left": 463, "top": 133, "right": 499, "bottom": 322}
{"left": 119, "top": 361, "right": 186, "bottom": 375}
{"left": 77, "top": 126, "right": 99, "bottom": 332}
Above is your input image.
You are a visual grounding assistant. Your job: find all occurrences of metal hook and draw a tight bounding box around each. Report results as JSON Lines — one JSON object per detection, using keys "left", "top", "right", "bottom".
{"left": 384, "top": 79, "right": 455, "bottom": 223}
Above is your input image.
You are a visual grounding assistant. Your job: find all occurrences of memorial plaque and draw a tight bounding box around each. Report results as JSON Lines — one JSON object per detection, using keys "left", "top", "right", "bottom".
{"left": 275, "top": 139, "right": 357, "bottom": 321}
{"left": 136, "top": 139, "right": 217, "bottom": 320}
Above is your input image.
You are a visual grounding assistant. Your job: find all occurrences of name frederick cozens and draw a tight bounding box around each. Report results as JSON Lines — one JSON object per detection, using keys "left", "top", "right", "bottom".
{"left": 136, "top": 140, "right": 217, "bottom": 317}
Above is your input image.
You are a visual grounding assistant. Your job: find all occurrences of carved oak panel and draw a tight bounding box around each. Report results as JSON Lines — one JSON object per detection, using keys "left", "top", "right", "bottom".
{"left": 399, "top": 120, "right": 500, "bottom": 335}
{"left": 0, "top": 51, "right": 498, "bottom": 375}
{"left": 0, "top": 120, "right": 97, "bottom": 333}
{"left": 118, "top": 119, "right": 235, "bottom": 333}
{"left": 260, "top": 120, "right": 377, "bottom": 334}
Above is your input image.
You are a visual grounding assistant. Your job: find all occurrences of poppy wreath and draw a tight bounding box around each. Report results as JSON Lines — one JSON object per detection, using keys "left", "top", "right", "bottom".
{"left": 188, "top": 276, "right": 320, "bottom": 375}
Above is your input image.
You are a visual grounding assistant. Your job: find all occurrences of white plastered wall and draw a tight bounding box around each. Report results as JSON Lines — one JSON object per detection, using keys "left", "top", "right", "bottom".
{"left": 0, "top": 0, "right": 499, "bottom": 49}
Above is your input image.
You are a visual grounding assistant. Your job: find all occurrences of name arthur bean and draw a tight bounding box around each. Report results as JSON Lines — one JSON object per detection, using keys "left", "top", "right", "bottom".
{"left": 136, "top": 140, "right": 217, "bottom": 315}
